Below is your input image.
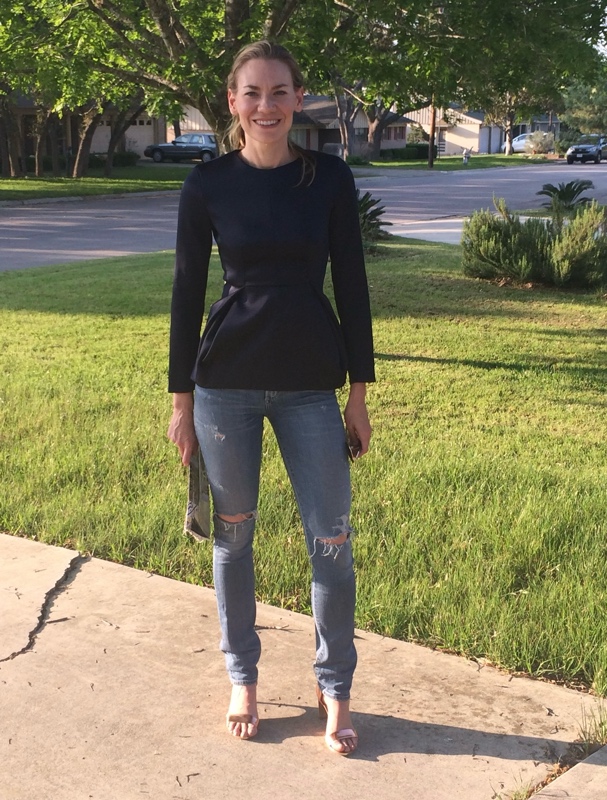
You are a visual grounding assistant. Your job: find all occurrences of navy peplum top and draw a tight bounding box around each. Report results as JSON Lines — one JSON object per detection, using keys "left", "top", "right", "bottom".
{"left": 168, "top": 149, "right": 375, "bottom": 392}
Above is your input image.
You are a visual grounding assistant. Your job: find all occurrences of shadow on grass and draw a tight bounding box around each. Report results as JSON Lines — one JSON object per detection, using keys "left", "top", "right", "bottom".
{"left": 375, "top": 352, "right": 607, "bottom": 391}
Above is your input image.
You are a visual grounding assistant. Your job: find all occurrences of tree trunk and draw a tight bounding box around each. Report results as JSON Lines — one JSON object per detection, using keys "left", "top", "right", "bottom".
{"left": 225, "top": 0, "right": 250, "bottom": 50}
{"left": 335, "top": 93, "right": 357, "bottom": 158}
{"left": 363, "top": 104, "right": 400, "bottom": 161}
{"left": 428, "top": 102, "right": 436, "bottom": 169}
{"left": 0, "top": 94, "right": 25, "bottom": 177}
{"left": 49, "top": 114, "right": 61, "bottom": 176}
{"left": 104, "top": 95, "right": 146, "bottom": 176}
{"left": 72, "top": 104, "right": 104, "bottom": 178}
{"left": 34, "top": 107, "right": 52, "bottom": 177}
{"left": 0, "top": 113, "right": 10, "bottom": 177}
{"left": 172, "top": 118, "right": 182, "bottom": 137}
{"left": 503, "top": 109, "right": 515, "bottom": 155}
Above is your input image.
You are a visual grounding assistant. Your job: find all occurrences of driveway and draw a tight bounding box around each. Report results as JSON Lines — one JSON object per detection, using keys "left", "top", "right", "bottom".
{"left": 1, "top": 161, "right": 606, "bottom": 270}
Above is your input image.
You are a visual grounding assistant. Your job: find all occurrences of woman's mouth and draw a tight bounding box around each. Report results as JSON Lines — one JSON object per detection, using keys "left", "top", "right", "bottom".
{"left": 254, "top": 120, "right": 280, "bottom": 127}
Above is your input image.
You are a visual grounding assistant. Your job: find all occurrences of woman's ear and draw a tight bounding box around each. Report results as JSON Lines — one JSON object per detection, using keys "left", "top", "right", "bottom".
{"left": 227, "top": 89, "right": 238, "bottom": 116}
{"left": 294, "top": 87, "right": 304, "bottom": 112}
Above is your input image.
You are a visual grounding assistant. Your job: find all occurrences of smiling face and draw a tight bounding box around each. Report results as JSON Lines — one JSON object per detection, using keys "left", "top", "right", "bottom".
{"left": 227, "top": 58, "right": 304, "bottom": 153}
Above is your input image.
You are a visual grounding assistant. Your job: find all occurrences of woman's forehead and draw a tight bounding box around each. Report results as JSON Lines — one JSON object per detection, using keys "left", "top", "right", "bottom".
{"left": 234, "top": 59, "right": 294, "bottom": 88}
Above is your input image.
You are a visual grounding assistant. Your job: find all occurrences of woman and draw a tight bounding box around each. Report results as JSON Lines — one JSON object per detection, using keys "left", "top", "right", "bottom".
{"left": 167, "top": 40, "right": 374, "bottom": 755}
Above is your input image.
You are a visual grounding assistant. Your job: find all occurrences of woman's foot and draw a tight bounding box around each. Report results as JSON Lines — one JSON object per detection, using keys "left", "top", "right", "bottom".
{"left": 226, "top": 684, "right": 259, "bottom": 739}
{"left": 316, "top": 687, "right": 358, "bottom": 755}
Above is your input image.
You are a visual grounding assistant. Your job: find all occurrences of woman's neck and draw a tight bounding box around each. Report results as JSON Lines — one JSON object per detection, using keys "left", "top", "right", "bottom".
{"left": 239, "top": 141, "right": 295, "bottom": 169}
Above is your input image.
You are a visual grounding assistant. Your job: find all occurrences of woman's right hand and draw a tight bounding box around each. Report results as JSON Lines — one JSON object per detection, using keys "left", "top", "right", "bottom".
{"left": 167, "top": 392, "right": 199, "bottom": 466}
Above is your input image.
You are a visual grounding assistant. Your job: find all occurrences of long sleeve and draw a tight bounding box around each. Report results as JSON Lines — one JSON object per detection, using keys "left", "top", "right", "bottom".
{"left": 329, "top": 163, "right": 376, "bottom": 384}
{"left": 168, "top": 169, "right": 213, "bottom": 392}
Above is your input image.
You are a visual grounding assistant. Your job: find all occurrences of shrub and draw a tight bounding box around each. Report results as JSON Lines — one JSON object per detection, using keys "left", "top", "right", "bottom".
{"left": 88, "top": 152, "right": 106, "bottom": 168}
{"left": 551, "top": 202, "right": 607, "bottom": 287}
{"left": 462, "top": 198, "right": 607, "bottom": 288}
{"left": 379, "top": 144, "right": 438, "bottom": 161}
{"left": 346, "top": 154, "right": 370, "bottom": 166}
{"left": 462, "top": 199, "right": 552, "bottom": 282}
{"left": 555, "top": 129, "right": 582, "bottom": 156}
{"left": 356, "top": 189, "right": 392, "bottom": 251}
{"left": 536, "top": 180, "right": 594, "bottom": 213}
{"left": 525, "top": 131, "right": 554, "bottom": 154}
{"left": 25, "top": 154, "right": 67, "bottom": 171}
{"left": 111, "top": 150, "right": 140, "bottom": 167}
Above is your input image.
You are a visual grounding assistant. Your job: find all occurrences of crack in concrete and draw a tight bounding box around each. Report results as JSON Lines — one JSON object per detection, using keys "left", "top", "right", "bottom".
{"left": 0, "top": 552, "right": 88, "bottom": 663}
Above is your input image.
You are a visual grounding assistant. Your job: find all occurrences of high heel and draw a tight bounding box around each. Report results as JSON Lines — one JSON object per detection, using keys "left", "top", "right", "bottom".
{"left": 316, "top": 684, "right": 328, "bottom": 719}
{"left": 315, "top": 685, "right": 358, "bottom": 756}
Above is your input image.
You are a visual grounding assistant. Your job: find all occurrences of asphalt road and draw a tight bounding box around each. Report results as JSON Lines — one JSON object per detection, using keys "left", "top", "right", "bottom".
{"left": 355, "top": 160, "right": 607, "bottom": 223}
{"left": 2, "top": 161, "right": 607, "bottom": 271}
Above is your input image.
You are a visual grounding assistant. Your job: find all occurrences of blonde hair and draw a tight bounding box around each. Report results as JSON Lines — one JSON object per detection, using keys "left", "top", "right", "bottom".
{"left": 226, "top": 40, "right": 315, "bottom": 185}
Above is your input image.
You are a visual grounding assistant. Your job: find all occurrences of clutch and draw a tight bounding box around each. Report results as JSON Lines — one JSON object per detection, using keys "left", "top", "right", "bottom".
{"left": 184, "top": 449, "right": 211, "bottom": 541}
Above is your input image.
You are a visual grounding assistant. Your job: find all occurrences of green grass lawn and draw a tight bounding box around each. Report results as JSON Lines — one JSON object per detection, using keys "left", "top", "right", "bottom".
{"left": 2, "top": 240, "right": 607, "bottom": 694}
{"left": 368, "top": 153, "right": 559, "bottom": 170}
{"left": 0, "top": 164, "right": 193, "bottom": 201}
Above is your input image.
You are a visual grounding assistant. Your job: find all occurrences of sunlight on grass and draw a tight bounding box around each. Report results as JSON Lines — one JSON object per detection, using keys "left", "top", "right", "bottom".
{"left": 368, "top": 154, "right": 557, "bottom": 171}
{"left": 1, "top": 240, "right": 607, "bottom": 693}
{"left": 0, "top": 165, "right": 193, "bottom": 201}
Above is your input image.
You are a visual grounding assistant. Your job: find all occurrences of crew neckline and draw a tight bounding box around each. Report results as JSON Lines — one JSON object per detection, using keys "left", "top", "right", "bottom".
{"left": 234, "top": 150, "right": 299, "bottom": 171}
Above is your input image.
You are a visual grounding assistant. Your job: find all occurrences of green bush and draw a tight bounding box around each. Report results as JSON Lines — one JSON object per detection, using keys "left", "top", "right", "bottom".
{"left": 356, "top": 189, "right": 392, "bottom": 251}
{"left": 88, "top": 152, "right": 106, "bottom": 168}
{"left": 380, "top": 144, "right": 438, "bottom": 161}
{"left": 346, "top": 154, "right": 370, "bottom": 166}
{"left": 537, "top": 179, "right": 594, "bottom": 212}
{"left": 462, "top": 198, "right": 607, "bottom": 288}
{"left": 555, "top": 129, "right": 582, "bottom": 156}
{"left": 24, "top": 150, "right": 140, "bottom": 172}
{"left": 551, "top": 202, "right": 607, "bottom": 287}
{"left": 526, "top": 131, "right": 554, "bottom": 154}
{"left": 25, "top": 154, "right": 67, "bottom": 171}
{"left": 111, "top": 150, "right": 140, "bottom": 167}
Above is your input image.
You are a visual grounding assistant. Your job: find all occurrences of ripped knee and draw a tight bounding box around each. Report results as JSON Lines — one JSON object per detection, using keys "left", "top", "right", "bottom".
{"left": 217, "top": 512, "right": 256, "bottom": 524}
{"left": 318, "top": 532, "right": 348, "bottom": 546}
{"left": 313, "top": 514, "right": 354, "bottom": 559}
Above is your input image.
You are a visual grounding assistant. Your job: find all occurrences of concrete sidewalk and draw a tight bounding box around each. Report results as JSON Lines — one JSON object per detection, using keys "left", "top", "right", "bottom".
{"left": 389, "top": 217, "right": 465, "bottom": 245}
{"left": 1, "top": 533, "right": 605, "bottom": 800}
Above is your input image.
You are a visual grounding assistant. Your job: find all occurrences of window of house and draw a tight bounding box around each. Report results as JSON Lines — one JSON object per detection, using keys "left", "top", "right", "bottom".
{"left": 289, "top": 128, "right": 307, "bottom": 147}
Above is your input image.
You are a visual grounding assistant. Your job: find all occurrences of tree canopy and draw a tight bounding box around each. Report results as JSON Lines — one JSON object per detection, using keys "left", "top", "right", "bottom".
{"left": 2, "top": 0, "right": 607, "bottom": 164}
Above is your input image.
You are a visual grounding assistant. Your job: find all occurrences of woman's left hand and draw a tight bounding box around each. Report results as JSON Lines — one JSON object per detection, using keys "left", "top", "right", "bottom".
{"left": 344, "top": 383, "right": 372, "bottom": 458}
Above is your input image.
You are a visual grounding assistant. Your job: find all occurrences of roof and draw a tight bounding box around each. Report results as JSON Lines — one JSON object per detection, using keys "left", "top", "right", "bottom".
{"left": 293, "top": 95, "right": 413, "bottom": 128}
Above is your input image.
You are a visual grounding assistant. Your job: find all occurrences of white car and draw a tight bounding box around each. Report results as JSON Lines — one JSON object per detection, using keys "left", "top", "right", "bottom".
{"left": 500, "top": 133, "right": 534, "bottom": 154}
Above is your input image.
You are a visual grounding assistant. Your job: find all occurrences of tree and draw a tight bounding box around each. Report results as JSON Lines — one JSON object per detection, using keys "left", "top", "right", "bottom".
{"left": 561, "top": 62, "right": 607, "bottom": 133}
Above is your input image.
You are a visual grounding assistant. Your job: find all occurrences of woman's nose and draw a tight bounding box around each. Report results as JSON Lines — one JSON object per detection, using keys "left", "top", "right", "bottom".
{"left": 258, "top": 93, "right": 276, "bottom": 111}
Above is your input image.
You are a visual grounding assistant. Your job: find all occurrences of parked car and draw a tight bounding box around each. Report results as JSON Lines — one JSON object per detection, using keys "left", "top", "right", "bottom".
{"left": 144, "top": 133, "right": 218, "bottom": 163}
{"left": 500, "top": 132, "right": 548, "bottom": 154}
{"left": 501, "top": 133, "right": 533, "bottom": 153}
{"left": 565, "top": 135, "right": 607, "bottom": 164}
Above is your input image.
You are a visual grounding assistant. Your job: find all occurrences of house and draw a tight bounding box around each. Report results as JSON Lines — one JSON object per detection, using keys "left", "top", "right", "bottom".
{"left": 405, "top": 105, "right": 560, "bottom": 155}
{"left": 167, "top": 96, "right": 410, "bottom": 154}
{"left": 8, "top": 94, "right": 165, "bottom": 159}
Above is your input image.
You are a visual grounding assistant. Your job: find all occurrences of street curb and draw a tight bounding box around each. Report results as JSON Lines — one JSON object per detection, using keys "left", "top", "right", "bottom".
{"left": 0, "top": 189, "right": 181, "bottom": 209}
{"left": 533, "top": 743, "right": 607, "bottom": 798}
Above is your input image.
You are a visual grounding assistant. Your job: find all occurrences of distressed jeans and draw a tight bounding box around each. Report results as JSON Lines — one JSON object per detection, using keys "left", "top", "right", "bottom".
{"left": 193, "top": 387, "right": 357, "bottom": 700}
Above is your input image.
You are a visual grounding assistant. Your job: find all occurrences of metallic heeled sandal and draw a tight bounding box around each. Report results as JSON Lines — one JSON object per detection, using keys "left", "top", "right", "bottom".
{"left": 226, "top": 713, "right": 259, "bottom": 739}
{"left": 315, "top": 685, "right": 358, "bottom": 756}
